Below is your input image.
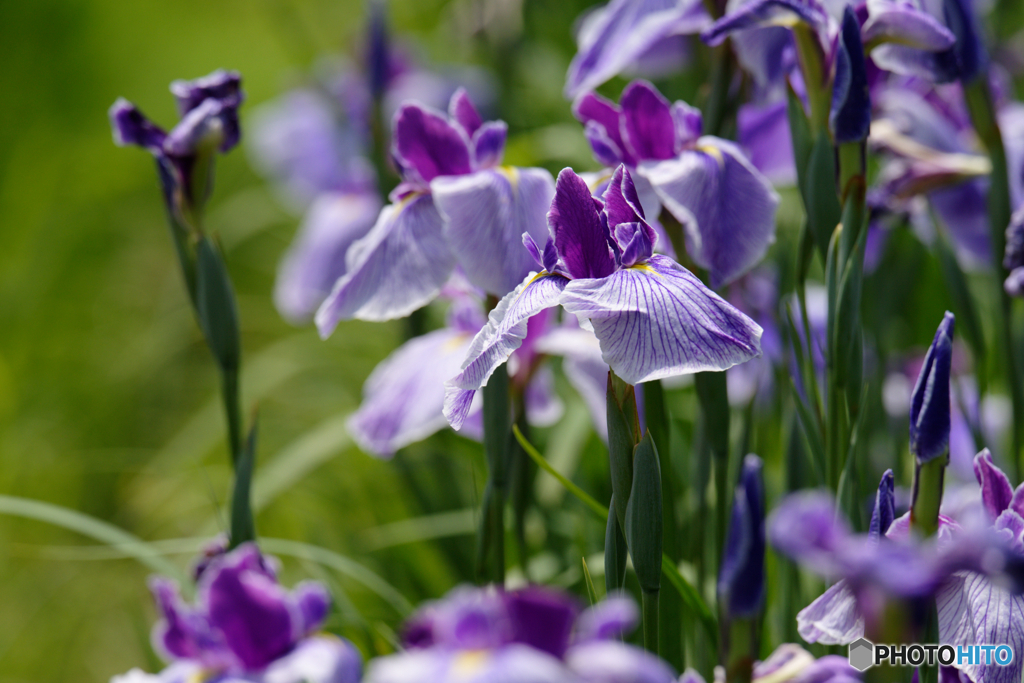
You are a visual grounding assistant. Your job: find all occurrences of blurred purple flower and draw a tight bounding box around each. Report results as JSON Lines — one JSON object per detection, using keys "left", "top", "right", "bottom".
{"left": 444, "top": 165, "right": 762, "bottom": 429}
{"left": 564, "top": 0, "right": 710, "bottom": 99}
{"left": 719, "top": 455, "right": 766, "bottom": 619}
{"left": 1003, "top": 205, "right": 1024, "bottom": 296}
{"left": 574, "top": 80, "right": 780, "bottom": 287}
{"left": 680, "top": 643, "right": 860, "bottom": 683}
{"left": 316, "top": 89, "right": 554, "bottom": 332}
{"left": 112, "top": 542, "right": 361, "bottom": 683}
{"left": 365, "top": 585, "right": 676, "bottom": 683}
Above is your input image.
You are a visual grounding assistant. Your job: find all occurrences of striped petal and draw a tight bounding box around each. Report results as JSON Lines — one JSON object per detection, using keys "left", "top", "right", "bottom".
{"left": 559, "top": 254, "right": 762, "bottom": 384}
{"left": 796, "top": 580, "right": 864, "bottom": 644}
{"left": 640, "top": 139, "right": 779, "bottom": 287}
{"left": 315, "top": 194, "right": 453, "bottom": 332}
{"left": 444, "top": 273, "right": 569, "bottom": 429}
{"left": 432, "top": 167, "right": 555, "bottom": 297}
{"left": 938, "top": 571, "right": 1024, "bottom": 683}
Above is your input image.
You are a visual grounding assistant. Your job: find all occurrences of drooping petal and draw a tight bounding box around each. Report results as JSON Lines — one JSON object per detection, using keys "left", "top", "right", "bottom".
{"left": 640, "top": 138, "right": 780, "bottom": 287}
{"left": 432, "top": 167, "right": 555, "bottom": 297}
{"left": 349, "top": 328, "right": 478, "bottom": 457}
{"left": 909, "top": 312, "right": 955, "bottom": 462}
{"left": 619, "top": 80, "right": 677, "bottom": 162}
{"left": 316, "top": 194, "right": 454, "bottom": 330}
{"left": 797, "top": 580, "right": 864, "bottom": 644}
{"left": 109, "top": 99, "right": 167, "bottom": 152}
{"left": 202, "top": 544, "right": 300, "bottom": 672}
{"left": 974, "top": 448, "right": 1014, "bottom": 521}
{"left": 559, "top": 255, "right": 763, "bottom": 384}
{"left": 938, "top": 570, "right": 1024, "bottom": 683}
{"left": 573, "top": 595, "right": 639, "bottom": 643}
{"left": 444, "top": 273, "right": 569, "bottom": 429}
{"left": 170, "top": 70, "right": 244, "bottom": 117}
{"left": 752, "top": 644, "right": 816, "bottom": 680}
{"left": 261, "top": 636, "right": 363, "bottom": 683}
{"left": 274, "top": 191, "right": 382, "bottom": 324}
{"left": 701, "top": 0, "right": 828, "bottom": 46}
{"left": 565, "top": 0, "right": 710, "bottom": 98}
{"left": 549, "top": 168, "right": 617, "bottom": 279}
{"left": 149, "top": 577, "right": 216, "bottom": 663}
{"left": 392, "top": 104, "right": 472, "bottom": 184}
{"left": 862, "top": 1, "right": 955, "bottom": 51}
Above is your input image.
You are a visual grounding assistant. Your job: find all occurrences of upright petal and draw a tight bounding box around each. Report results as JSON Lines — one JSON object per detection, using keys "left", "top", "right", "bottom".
{"left": 349, "top": 328, "right": 478, "bottom": 457}
{"left": 316, "top": 194, "right": 454, "bottom": 331}
{"left": 868, "top": 469, "right": 896, "bottom": 539}
{"left": 504, "top": 587, "right": 579, "bottom": 659}
{"left": 974, "top": 449, "right": 1014, "bottom": 521}
{"left": 448, "top": 87, "right": 483, "bottom": 138}
{"left": 574, "top": 92, "right": 634, "bottom": 167}
{"left": 170, "top": 69, "right": 243, "bottom": 117}
{"left": 274, "top": 192, "right": 382, "bottom": 324}
{"left": 109, "top": 99, "right": 167, "bottom": 152}
{"left": 549, "top": 168, "right": 617, "bottom": 279}
{"left": 797, "top": 580, "right": 864, "bottom": 644}
{"left": 261, "top": 636, "right": 363, "bottom": 683}
{"left": 619, "top": 80, "right": 677, "bottom": 162}
{"left": 432, "top": 167, "right": 555, "bottom": 297}
{"left": 560, "top": 255, "right": 763, "bottom": 384}
{"left": 444, "top": 273, "right": 569, "bottom": 429}
{"left": 565, "top": 0, "right": 710, "bottom": 98}
{"left": 640, "top": 138, "right": 780, "bottom": 287}
{"left": 830, "top": 7, "right": 871, "bottom": 145}
{"left": 565, "top": 640, "right": 677, "bottom": 683}
{"left": 472, "top": 121, "right": 508, "bottom": 169}
{"left": 392, "top": 104, "right": 472, "bottom": 184}
{"left": 909, "top": 312, "right": 955, "bottom": 462}
{"left": 938, "top": 571, "right": 1024, "bottom": 683}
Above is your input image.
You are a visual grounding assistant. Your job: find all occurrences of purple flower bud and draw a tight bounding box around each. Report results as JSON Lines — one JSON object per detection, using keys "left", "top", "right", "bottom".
{"left": 941, "top": 0, "right": 987, "bottom": 84}
{"left": 868, "top": 469, "right": 896, "bottom": 539}
{"left": 718, "top": 454, "right": 766, "bottom": 619}
{"left": 169, "top": 70, "right": 244, "bottom": 152}
{"left": 830, "top": 6, "right": 872, "bottom": 145}
{"left": 365, "top": 0, "right": 392, "bottom": 99}
{"left": 909, "top": 312, "right": 955, "bottom": 462}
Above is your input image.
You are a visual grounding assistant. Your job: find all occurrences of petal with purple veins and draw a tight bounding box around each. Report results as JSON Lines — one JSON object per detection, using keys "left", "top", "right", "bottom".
{"left": 432, "top": 167, "right": 555, "bottom": 297}
{"left": 640, "top": 138, "right": 779, "bottom": 287}
{"left": 559, "top": 254, "right": 762, "bottom": 385}
{"left": 444, "top": 273, "right": 569, "bottom": 430}
{"left": 262, "top": 635, "right": 363, "bottom": 683}
{"left": 316, "top": 194, "right": 454, "bottom": 330}
{"left": 862, "top": 2, "right": 956, "bottom": 52}
{"left": 974, "top": 449, "right": 1014, "bottom": 521}
{"left": 349, "top": 328, "right": 478, "bottom": 457}
{"left": 938, "top": 570, "right": 1024, "bottom": 683}
{"left": 565, "top": 640, "right": 677, "bottom": 683}
{"left": 574, "top": 92, "right": 633, "bottom": 167}
{"left": 796, "top": 580, "right": 864, "bottom": 644}
{"left": 274, "top": 191, "right": 382, "bottom": 324}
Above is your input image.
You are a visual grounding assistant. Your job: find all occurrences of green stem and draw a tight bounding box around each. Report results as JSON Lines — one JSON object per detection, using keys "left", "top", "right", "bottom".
{"left": 792, "top": 25, "right": 830, "bottom": 136}
{"left": 910, "top": 455, "right": 947, "bottom": 539}
{"left": 221, "top": 366, "right": 242, "bottom": 467}
{"left": 479, "top": 367, "right": 511, "bottom": 585}
{"left": 642, "top": 589, "right": 660, "bottom": 654}
{"left": 703, "top": 44, "right": 735, "bottom": 138}
{"left": 509, "top": 394, "right": 533, "bottom": 580}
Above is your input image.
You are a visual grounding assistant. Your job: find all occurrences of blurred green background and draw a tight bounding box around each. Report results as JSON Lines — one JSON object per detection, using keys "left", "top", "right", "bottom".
{"left": 5, "top": 0, "right": 1024, "bottom": 681}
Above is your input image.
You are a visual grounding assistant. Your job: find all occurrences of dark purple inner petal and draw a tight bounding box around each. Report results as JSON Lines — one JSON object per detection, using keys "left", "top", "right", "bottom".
{"left": 170, "top": 69, "right": 243, "bottom": 116}
{"left": 449, "top": 87, "right": 483, "bottom": 138}
{"left": 393, "top": 104, "right": 472, "bottom": 183}
{"left": 548, "top": 169, "right": 616, "bottom": 279}
{"left": 975, "top": 449, "right": 1015, "bottom": 520}
{"left": 472, "top": 121, "right": 507, "bottom": 169}
{"left": 573, "top": 92, "right": 636, "bottom": 166}
{"left": 504, "top": 587, "right": 579, "bottom": 659}
{"left": 619, "top": 80, "right": 676, "bottom": 161}
{"left": 109, "top": 99, "right": 167, "bottom": 152}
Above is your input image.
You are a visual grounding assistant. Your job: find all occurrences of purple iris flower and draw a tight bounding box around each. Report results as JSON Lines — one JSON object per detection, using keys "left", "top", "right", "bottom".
{"left": 348, "top": 282, "right": 605, "bottom": 457}
{"left": 738, "top": 99, "right": 797, "bottom": 186}
{"left": 110, "top": 70, "right": 244, "bottom": 218}
{"left": 316, "top": 88, "right": 554, "bottom": 332}
{"left": 573, "top": 80, "right": 780, "bottom": 287}
{"left": 679, "top": 643, "right": 861, "bottom": 683}
{"left": 111, "top": 542, "right": 361, "bottom": 683}
{"left": 442, "top": 165, "right": 763, "bottom": 430}
{"left": 564, "top": 0, "right": 711, "bottom": 99}
{"left": 719, "top": 454, "right": 766, "bottom": 619}
{"left": 364, "top": 585, "right": 677, "bottom": 683}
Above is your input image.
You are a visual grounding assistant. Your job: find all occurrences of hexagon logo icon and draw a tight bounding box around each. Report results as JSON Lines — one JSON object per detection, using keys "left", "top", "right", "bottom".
{"left": 849, "top": 638, "right": 874, "bottom": 671}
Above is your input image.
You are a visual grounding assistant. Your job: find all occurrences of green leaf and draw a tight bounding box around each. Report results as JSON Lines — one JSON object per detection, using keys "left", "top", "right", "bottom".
{"left": 606, "top": 371, "right": 638, "bottom": 528}
{"left": 513, "top": 425, "right": 609, "bottom": 519}
{"left": 625, "top": 432, "right": 663, "bottom": 595}
{"left": 789, "top": 379, "right": 826, "bottom": 487}
{"left": 787, "top": 83, "right": 813, "bottom": 201}
{"left": 605, "top": 494, "right": 628, "bottom": 593}
{"left": 195, "top": 236, "right": 241, "bottom": 375}
{"left": 0, "top": 494, "right": 186, "bottom": 583}
{"left": 933, "top": 225, "right": 986, "bottom": 384}
{"left": 805, "top": 133, "right": 842, "bottom": 260}
{"left": 661, "top": 555, "right": 718, "bottom": 649}
{"left": 582, "top": 556, "right": 599, "bottom": 606}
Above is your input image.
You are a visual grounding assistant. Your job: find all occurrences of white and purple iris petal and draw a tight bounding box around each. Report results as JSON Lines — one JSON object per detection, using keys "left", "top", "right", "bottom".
{"left": 444, "top": 165, "right": 762, "bottom": 430}
{"left": 274, "top": 191, "right": 382, "bottom": 324}
{"left": 564, "top": 0, "right": 710, "bottom": 99}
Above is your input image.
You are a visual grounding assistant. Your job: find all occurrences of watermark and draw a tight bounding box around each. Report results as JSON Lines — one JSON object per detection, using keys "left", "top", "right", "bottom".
{"left": 847, "top": 638, "right": 1015, "bottom": 672}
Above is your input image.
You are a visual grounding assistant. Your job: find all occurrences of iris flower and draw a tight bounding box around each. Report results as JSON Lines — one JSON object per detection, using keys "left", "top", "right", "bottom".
{"left": 573, "top": 80, "right": 780, "bottom": 287}
{"left": 364, "top": 585, "right": 677, "bottom": 683}
{"left": 111, "top": 543, "right": 361, "bottom": 683}
{"left": 444, "top": 164, "right": 762, "bottom": 430}
{"left": 316, "top": 89, "right": 554, "bottom": 332}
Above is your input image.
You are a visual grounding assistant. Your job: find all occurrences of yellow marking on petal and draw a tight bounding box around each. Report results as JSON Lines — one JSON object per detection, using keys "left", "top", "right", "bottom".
{"left": 766, "top": 14, "right": 803, "bottom": 28}
{"left": 498, "top": 165, "right": 520, "bottom": 190}
{"left": 524, "top": 270, "right": 551, "bottom": 287}
{"left": 628, "top": 262, "right": 661, "bottom": 277}
{"left": 453, "top": 650, "right": 491, "bottom": 675}
{"left": 587, "top": 169, "right": 614, "bottom": 192}
{"left": 696, "top": 144, "right": 726, "bottom": 169}
{"left": 443, "top": 332, "right": 473, "bottom": 351}
{"left": 394, "top": 190, "right": 426, "bottom": 212}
